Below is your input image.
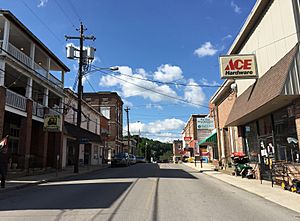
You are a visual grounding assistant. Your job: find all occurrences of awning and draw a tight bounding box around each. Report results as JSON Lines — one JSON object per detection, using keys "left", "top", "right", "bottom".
{"left": 226, "top": 44, "right": 300, "bottom": 126}
{"left": 198, "top": 132, "right": 217, "bottom": 145}
{"left": 64, "top": 122, "right": 102, "bottom": 143}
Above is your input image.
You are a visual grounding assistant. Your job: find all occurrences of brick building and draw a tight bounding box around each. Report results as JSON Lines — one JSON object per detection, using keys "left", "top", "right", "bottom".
{"left": 182, "top": 114, "right": 215, "bottom": 161}
{"left": 172, "top": 139, "right": 183, "bottom": 162}
{"left": 82, "top": 92, "right": 123, "bottom": 159}
{"left": 210, "top": 84, "right": 242, "bottom": 167}
{"left": 211, "top": 0, "right": 300, "bottom": 180}
{"left": 62, "top": 89, "right": 108, "bottom": 167}
{"left": 0, "top": 10, "right": 69, "bottom": 171}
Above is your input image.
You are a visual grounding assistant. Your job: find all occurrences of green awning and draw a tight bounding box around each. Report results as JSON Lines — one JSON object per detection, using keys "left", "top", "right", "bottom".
{"left": 198, "top": 132, "right": 217, "bottom": 145}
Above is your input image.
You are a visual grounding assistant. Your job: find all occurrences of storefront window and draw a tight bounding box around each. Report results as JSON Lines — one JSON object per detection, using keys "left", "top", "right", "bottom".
{"left": 258, "top": 116, "right": 272, "bottom": 136}
{"left": 244, "top": 122, "right": 259, "bottom": 162}
{"left": 273, "top": 107, "right": 298, "bottom": 162}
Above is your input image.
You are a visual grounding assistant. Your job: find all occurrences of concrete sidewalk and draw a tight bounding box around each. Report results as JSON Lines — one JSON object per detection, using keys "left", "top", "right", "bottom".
{"left": 0, "top": 164, "right": 109, "bottom": 193}
{"left": 183, "top": 162, "right": 300, "bottom": 213}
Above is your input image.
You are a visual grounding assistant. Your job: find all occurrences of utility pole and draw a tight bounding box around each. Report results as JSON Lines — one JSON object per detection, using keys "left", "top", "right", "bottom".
{"left": 65, "top": 23, "right": 95, "bottom": 173}
{"left": 124, "top": 107, "right": 131, "bottom": 153}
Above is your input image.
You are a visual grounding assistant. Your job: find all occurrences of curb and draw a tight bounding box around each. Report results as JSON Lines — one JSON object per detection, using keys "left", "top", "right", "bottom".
{"left": 0, "top": 165, "right": 110, "bottom": 193}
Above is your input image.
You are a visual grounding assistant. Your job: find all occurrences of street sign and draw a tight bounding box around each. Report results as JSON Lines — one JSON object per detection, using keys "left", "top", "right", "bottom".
{"left": 197, "top": 118, "right": 214, "bottom": 130}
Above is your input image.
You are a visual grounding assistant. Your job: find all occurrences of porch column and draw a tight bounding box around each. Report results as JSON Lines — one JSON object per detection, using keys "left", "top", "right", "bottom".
{"left": 47, "top": 58, "right": 51, "bottom": 79}
{"left": 26, "top": 78, "right": 33, "bottom": 99}
{"left": 43, "top": 88, "right": 49, "bottom": 107}
{"left": 19, "top": 99, "right": 33, "bottom": 170}
{"left": 2, "top": 19, "right": 10, "bottom": 52}
{"left": 61, "top": 71, "right": 65, "bottom": 86}
{"left": 42, "top": 107, "right": 49, "bottom": 168}
{"left": 30, "top": 43, "right": 35, "bottom": 69}
{"left": 0, "top": 86, "right": 6, "bottom": 138}
{"left": 0, "top": 60, "right": 5, "bottom": 86}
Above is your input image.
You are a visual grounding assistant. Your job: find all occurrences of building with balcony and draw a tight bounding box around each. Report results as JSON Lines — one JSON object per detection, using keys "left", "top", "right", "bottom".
{"left": 82, "top": 92, "right": 123, "bottom": 160}
{"left": 0, "top": 10, "right": 69, "bottom": 171}
{"left": 63, "top": 89, "right": 107, "bottom": 167}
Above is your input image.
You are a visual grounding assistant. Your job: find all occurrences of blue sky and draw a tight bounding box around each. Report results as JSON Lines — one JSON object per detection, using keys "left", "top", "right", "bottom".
{"left": 2, "top": 0, "right": 256, "bottom": 142}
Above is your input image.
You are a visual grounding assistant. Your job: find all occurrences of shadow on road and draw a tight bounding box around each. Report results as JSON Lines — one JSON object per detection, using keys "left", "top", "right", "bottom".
{"left": 0, "top": 163, "right": 196, "bottom": 212}
{"left": 59, "top": 163, "right": 198, "bottom": 181}
{"left": 0, "top": 182, "right": 132, "bottom": 211}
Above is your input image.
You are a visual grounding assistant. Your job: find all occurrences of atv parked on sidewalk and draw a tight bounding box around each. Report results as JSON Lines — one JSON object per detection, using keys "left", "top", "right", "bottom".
{"left": 231, "top": 152, "right": 254, "bottom": 179}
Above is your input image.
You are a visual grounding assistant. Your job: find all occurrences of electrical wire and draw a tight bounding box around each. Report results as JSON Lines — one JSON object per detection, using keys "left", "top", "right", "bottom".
{"left": 95, "top": 69, "right": 210, "bottom": 108}
{"left": 21, "top": 0, "right": 64, "bottom": 44}
{"left": 53, "top": 0, "right": 77, "bottom": 28}
{"left": 91, "top": 64, "right": 221, "bottom": 88}
{"left": 66, "top": 0, "right": 82, "bottom": 22}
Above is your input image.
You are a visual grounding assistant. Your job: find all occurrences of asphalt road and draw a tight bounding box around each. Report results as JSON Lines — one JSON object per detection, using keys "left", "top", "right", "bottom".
{"left": 0, "top": 163, "right": 299, "bottom": 221}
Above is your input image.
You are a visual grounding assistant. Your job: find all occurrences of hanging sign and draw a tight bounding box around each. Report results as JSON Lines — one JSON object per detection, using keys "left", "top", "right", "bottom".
{"left": 44, "top": 114, "right": 62, "bottom": 132}
{"left": 219, "top": 54, "right": 258, "bottom": 79}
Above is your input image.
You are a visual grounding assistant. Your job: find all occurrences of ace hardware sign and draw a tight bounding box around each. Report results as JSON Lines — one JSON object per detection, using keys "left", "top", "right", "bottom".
{"left": 219, "top": 54, "right": 258, "bottom": 79}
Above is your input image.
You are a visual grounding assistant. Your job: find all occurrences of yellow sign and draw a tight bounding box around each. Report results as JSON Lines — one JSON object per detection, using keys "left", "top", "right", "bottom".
{"left": 44, "top": 114, "right": 62, "bottom": 132}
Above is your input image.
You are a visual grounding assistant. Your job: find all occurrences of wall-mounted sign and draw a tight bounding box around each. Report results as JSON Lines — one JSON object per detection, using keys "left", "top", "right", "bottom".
{"left": 219, "top": 54, "right": 258, "bottom": 79}
{"left": 44, "top": 114, "right": 62, "bottom": 132}
{"left": 197, "top": 118, "right": 214, "bottom": 130}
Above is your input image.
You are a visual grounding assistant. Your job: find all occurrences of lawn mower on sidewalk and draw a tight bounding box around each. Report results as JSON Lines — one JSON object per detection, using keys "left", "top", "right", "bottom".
{"left": 231, "top": 152, "right": 254, "bottom": 179}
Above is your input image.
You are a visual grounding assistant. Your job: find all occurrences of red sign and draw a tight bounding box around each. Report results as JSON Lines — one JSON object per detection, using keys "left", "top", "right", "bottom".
{"left": 184, "top": 136, "right": 192, "bottom": 141}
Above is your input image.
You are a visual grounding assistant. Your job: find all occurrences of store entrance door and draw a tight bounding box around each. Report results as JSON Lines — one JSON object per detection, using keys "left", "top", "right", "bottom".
{"left": 84, "top": 144, "right": 91, "bottom": 165}
{"left": 258, "top": 136, "right": 274, "bottom": 181}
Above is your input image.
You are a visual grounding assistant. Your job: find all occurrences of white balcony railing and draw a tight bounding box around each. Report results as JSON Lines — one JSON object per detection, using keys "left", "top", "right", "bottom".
{"left": 32, "top": 101, "right": 44, "bottom": 118}
{"left": 36, "top": 103, "right": 44, "bottom": 118}
{"left": 6, "top": 89, "right": 27, "bottom": 111}
{"left": 49, "top": 73, "right": 63, "bottom": 88}
{"left": 8, "top": 43, "right": 32, "bottom": 68}
{"left": 34, "top": 62, "right": 48, "bottom": 79}
{"left": 49, "top": 107, "right": 61, "bottom": 115}
{"left": 5, "top": 42, "right": 63, "bottom": 89}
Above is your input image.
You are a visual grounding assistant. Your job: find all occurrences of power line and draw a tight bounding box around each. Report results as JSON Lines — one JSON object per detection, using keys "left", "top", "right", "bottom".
{"left": 21, "top": 0, "right": 63, "bottom": 43}
{"left": 96, "top": 69, "right": 210, "bottom": 108}
{"left": 66, "top": 0, "right": 82, "bottom": 22}
{"left": 91, "top": 64, "right": 222, "bottom": 88}
{"left": 53, "top": 0, "right": 77, "bottom": 28}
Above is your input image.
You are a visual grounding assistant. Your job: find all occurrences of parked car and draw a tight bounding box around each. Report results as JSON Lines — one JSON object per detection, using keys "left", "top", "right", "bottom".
{"left": 136, "top": 156, "right": 146, "bottom": 163}
{"left": 129, "top": 154, "right": 136, "bottom": 165}
{"left": 111, "top": 153, "right": 130, "bottom": 167}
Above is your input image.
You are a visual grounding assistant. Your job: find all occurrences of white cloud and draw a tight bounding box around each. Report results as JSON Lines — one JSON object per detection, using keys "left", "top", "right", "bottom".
{"left": 199, "top": 78, "right": 220, "bottom": 87}
{"left": 146, "top": 104, "right": 163, "bottom": 110}
{"left": 129, "top": 118, "right": 185, "bottom": 142}
{"left": 222, "top": 34, "right": 233, "bottom": 41}
{"left": 37, "top": 0, "right": 48, "bottom": 7}
{"left": 100, "top": 66, "right": 179, "bottom": 103}
{"left": 82, "top": 75, "right": 90, "bottom": 86}
{"left": 184, "top": 79, "right": 206, "bottom": 106}
{"left": 231, "top": 1, "right": 241, "bottom": 14}
{"left": 194, "top": 42, "right": 218, "bottom": 58}
{"left": 153, "top": 64, "right": 183, "bottom": 82}
{"left": 122, "top": 99, "right": 133, "bottom": 108}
